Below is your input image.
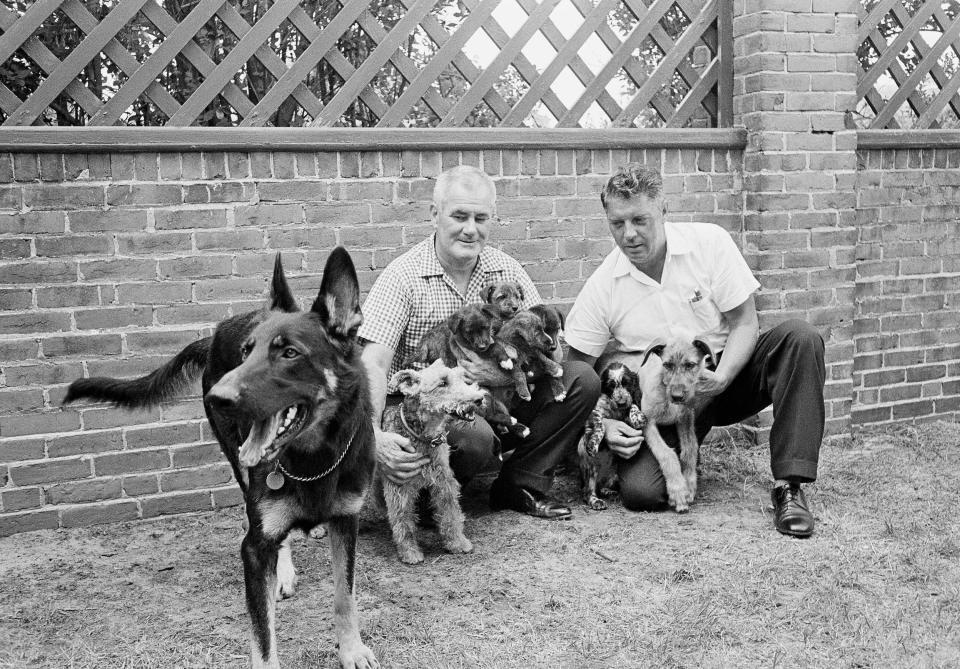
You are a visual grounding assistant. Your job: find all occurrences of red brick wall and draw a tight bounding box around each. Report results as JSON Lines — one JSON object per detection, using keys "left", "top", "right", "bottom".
{"left": 853, "top": 147, "right": 960, "bottom": 426}
{"left": 0, "top": 146, "right": 744, "bottom": 536}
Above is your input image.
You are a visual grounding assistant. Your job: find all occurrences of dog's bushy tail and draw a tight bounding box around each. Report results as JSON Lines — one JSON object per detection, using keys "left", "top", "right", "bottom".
{"left": 64, "top": 337, "right": 211, "bottom": 409}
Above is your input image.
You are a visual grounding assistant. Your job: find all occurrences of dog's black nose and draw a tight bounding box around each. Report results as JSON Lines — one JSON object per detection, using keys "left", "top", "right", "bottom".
{"left": 205, "top": 383, "right": 242, "bottom": 412}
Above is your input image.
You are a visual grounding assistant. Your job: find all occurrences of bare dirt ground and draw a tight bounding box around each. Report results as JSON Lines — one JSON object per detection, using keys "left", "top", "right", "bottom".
{"left": 2, "top": 421, "right": 959, "bottom": 669}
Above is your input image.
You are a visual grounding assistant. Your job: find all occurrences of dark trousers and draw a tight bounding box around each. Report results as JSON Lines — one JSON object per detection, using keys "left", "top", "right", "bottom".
{"left": 446, "top": 360, "right": 600, "bottom": 496}
{"left": 618, "top": 319, "right": 825, "bottom": 511}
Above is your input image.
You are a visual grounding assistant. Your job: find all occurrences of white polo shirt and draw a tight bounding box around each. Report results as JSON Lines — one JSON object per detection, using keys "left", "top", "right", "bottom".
{"left": 565, "top": 222, "right": 759, "bottom": 356}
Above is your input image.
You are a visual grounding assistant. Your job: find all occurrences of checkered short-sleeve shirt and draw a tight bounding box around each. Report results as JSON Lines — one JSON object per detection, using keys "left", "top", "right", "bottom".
{"left": 359, "top": 234, "right": 541, "bottom": 377}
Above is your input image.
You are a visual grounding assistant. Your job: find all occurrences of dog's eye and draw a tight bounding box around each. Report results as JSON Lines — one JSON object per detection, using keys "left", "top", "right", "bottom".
{"left": 683, "top": 362, "right": 697, "bottom": 370}
{"left": 663, "top": 362, "right": 675, "bottom": 371}
{"left": 240, "top": 343, "right": 252, "bottom": 360}
{"left": 281, "top": 347, "right": 299, "bottom": 359}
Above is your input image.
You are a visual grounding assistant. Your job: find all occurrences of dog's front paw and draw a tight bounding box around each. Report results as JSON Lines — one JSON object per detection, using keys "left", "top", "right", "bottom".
{"left": 444, "top": 535, "right": 474, "bottom": 554}
{"left": 309, "top": 525, "right": 328, "bottom": 541}
{"left": 397, "top": 546, "right": 425, "bottom": 565}
{"left": 585, "top": 495, "right": 607, "bottom": 511}
{"left": 666, "top": 479, "right": 690, "bottom": 513}
{"left": 338, "top": 639, "right": 380, "bottom": 669}
{"left": 553, "top": 392, "right": 566, "bottom": 402}
{"left": 516, "top": 425, "right": 531, "bottom": 439}
{"left": 499, "top": 359, "right": 514, "bottom": 370}
{"left": 551, "top": 366, "right": 563, "bottom": 378}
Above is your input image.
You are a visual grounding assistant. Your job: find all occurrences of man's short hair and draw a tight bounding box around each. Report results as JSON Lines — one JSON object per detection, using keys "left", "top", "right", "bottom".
{"left": 601, "top": 164, "right": 663, "bottom": 208}
{"left": 433, "top": 165, "right": 496, "bottom": 209}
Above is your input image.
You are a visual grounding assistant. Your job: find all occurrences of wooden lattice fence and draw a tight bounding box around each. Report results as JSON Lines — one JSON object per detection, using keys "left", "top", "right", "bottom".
{"left": 857, "top": 0, "right": 960, "bottom": 129}
{"left": 0, "top": 0, "right": 732, "bottom": 129}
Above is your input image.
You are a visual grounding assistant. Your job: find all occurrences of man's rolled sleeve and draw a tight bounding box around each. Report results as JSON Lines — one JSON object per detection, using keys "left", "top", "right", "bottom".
{"left": 564, "top": 276, "right": 610, "bottom": 358}
{"left": 357, "top": 265, "right": 410, "bottom": 351}
{"left": 710, "top": 230, "right": 761, "bottom": 312}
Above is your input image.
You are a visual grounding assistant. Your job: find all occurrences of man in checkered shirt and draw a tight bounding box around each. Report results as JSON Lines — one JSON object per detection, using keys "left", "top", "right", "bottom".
{"left": 360, "top": 165, "right": 600, "bottom": 520}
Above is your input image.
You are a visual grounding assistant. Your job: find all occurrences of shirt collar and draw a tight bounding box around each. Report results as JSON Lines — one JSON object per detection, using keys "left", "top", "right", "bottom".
{"left": 612, "top": 224, "right": 691, "bottom": 279}
{"left": 417, "top": 233, "right": 508, "bottom": 278}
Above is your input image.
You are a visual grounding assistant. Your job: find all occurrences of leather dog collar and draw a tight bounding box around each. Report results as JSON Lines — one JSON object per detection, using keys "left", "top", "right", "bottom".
{"left": 399, "top": 404, "right": 445, "bottom": 448}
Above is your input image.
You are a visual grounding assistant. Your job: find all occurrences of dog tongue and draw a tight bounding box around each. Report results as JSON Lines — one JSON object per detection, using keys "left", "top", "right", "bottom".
{"left": 238, "top": 413, "right": 283, "bottom": 467}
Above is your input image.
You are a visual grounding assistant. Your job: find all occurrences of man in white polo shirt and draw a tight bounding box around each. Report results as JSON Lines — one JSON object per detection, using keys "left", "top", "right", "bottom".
{"left": 565, "top": 164, "right": 825, "bottom": 537}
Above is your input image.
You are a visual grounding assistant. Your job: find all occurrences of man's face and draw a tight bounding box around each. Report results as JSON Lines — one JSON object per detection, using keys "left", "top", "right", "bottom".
{"left": 604, "top": 193, "right": 667, "bottom": 272}
{"left": 433, "top": 180, "right": 494, "bottom": 267}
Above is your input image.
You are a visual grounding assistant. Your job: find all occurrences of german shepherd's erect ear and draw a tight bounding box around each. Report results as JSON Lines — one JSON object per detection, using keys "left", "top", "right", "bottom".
{"left": 311, "top": 246, "right": 363, "bottom": 339}
{"left": 269, "top": 253, "right": 299, "bottom": 313}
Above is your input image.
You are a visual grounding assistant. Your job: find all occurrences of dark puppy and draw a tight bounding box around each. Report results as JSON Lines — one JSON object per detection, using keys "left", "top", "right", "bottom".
{"left": 577, "top": 362, "right": 645, "bottom": 510}
{"left": 528, "top": 304, "right": 565, "bottom": 352}
{"left": 481, "top": 281, "right": 524, "bottom": 320}
{"left": 498, "top": 310, "right": 566, "bottom": 403}
{"left": 408, "top": 304, "right": 515, "bottom": 372}
{"left": 64, "top": 250, "right": 378, "bottom": 669}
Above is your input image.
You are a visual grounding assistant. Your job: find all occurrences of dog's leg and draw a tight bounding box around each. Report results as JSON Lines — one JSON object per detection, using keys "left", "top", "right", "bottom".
{"left": 511, "top": 365, "right": 532, "bottom": 402}
{"left": 274, "top": 534, "right": 298, "bottom": 600}
{"left": 643, "top": 424, "right": 690, "bottom": 513}
{"left": 577, "top": 434, "right": 605, "bottom": 510}
{"left": 328, "top": 514, "right": 379, "bottom": 669}
{"left": 241, "top": 531, "right": 282, "bottom": 669}
{"left": 534, "top": 352, "right": 566, "bottom": 401}
{"left": 383, "top": 481, "right": 424, "bottom": 564}
{"left": 677, "top": 410, "right": 699, "bottom": 504}
{"left": 430, "top": 474, "right": 473, "bottom": 554}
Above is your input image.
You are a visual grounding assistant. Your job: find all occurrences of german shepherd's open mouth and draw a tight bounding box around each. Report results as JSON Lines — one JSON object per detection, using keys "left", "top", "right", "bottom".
{"left": 240, "top": 403, "right": 312, "bottom": 464}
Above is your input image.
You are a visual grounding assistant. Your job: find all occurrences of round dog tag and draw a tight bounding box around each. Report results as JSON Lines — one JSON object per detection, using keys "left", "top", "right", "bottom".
{"left": 266, "top": 470, "right": 285, "bottom": 490}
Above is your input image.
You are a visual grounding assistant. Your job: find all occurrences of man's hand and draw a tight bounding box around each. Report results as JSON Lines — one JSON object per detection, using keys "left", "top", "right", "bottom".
{"left": 603, "top": 418, "right": 644, "bottom": 460}
{"left": 375, "top": 427, "right": 429, "bottom": 485}
{"left": 697, "top": 368, "right": 729, "bottom": 398}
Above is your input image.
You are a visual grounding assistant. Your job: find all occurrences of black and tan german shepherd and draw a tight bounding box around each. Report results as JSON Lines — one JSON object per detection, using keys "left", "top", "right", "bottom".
{"left": 64, "top": 248, "right": 379, "bottom": 669}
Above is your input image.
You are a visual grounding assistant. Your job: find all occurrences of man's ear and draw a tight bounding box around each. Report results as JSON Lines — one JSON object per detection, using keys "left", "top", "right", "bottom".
{"left": 388, "top": 369, "right": 421, "bottom": 396}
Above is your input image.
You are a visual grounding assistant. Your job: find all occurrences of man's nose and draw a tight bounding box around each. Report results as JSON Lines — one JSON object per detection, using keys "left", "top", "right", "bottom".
{"left": 622, "top": 223, "right": 638, "bottom": 239}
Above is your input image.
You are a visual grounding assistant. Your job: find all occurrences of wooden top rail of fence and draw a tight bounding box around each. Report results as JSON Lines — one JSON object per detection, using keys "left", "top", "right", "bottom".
{"left": 0, "top": 0, "right": 733, "bottom": 129}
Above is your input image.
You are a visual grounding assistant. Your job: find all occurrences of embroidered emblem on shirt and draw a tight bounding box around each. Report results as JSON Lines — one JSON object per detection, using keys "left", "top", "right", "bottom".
{"left": 690, "top": 289, "right": 703, "bottom": 303}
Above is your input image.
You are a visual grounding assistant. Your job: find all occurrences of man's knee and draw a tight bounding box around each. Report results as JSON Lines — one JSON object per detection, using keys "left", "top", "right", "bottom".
{"left": 448, "top": 418, "right": 498, "bottom": 483}
{"left": 564, "top": 360, "right": 601, "bottom": 409}
{"left": 775, "top": 319, "right": 824, "bottom": 357}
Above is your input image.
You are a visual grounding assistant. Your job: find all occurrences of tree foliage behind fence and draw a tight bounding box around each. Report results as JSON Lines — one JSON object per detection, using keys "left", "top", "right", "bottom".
{"left": 0, "top": 0, "right": 731, "bottom": 128}
{"left": 856, "top": 0, "right": 960, "bottom": 129}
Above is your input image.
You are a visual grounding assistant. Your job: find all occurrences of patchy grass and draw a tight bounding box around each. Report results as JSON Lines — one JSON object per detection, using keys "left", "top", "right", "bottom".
{"left": 1, "top": 421, "right": 958, "bottom": 668}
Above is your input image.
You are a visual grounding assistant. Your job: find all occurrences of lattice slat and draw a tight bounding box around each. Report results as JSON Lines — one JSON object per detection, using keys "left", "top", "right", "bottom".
{"left": 444, "top": 0, "right": 571, "bottom": 126}
{"left": 502, "top": 0, "right": 622, "bottom": 126}
{"left": 615, "top": 0, "right": 716, "bottom": 126}
{"left": 0, "top": 0, "right": 733, "bottom": 128}
{"left": 0, "top": 3, "right": 103, "bottom": 119}
{"left": 857, "top": 0, "right": 960, "bottom": 129}
{"left": 560, "top": 0, "right": 675, "bottom": 126}
{"left": 5, "top": 0, "right": 151, "bottom": 126}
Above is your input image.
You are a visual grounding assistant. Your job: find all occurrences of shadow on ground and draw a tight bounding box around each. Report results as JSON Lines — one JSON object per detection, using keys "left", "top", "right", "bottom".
{"left": 1, "top": 421, "right": 959, "bottom": 668}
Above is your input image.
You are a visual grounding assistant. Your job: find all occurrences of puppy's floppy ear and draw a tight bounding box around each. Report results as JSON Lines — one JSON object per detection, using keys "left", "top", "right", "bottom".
{"left": 516, "top": 284, "right": 525, "bottom": 302}
{"left": 269, "top": 253, "right": 298, "bottom": 313}
{"left": 642, "top": 340, "right": 667, "bottom": 367}
{"left": 388, "top": 369, "right": 421, "bottom": 396}
{"left": 447, "top": 309, "right": 466, "bottom": 334}
{"left": 555, "top": 306, "right": 565, "bottom": 331}
{"left": 481, "top": 284, "right": 496, "bottom": 303}
{"left": 693, "top": 337, "right": 716, "bottom": 370}
{"left": 312, "top": 246, "right": 362, "bottom": 339}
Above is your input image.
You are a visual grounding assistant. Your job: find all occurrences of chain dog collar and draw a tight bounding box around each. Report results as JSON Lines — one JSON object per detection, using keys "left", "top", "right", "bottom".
{"left": 266, "top": 427, "right": 358, "bottom": 490}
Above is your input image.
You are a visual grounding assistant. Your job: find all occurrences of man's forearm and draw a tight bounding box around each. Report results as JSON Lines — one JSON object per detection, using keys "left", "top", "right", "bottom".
{"left": 715, "top": 321, "right": 757, "bottom": 386}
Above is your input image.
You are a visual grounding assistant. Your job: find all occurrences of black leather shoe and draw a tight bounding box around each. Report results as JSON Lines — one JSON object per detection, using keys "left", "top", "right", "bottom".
{"left": 490, "top": 484, "right": 572, "bottom": 520}
{"left": 771, "top": 484, "right": 814, "bottom": 538}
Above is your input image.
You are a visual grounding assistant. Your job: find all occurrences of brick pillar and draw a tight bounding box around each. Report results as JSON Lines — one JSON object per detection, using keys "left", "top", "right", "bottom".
{"left": 733, "top": 0, "right": 860, "bottom": 439}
